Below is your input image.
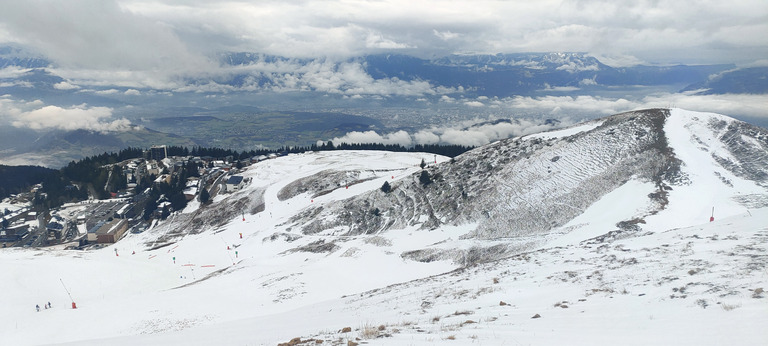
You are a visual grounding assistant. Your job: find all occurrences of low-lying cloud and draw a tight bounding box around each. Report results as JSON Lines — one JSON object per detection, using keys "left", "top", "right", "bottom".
{"left": 323, "top": 91, "right": 768, "bottom": 148}
{"left": 1, "top": 96, "right": 132, "bottom": 132}
{"left": 504, "top": 93, "right": 768, "bottom": 119}
{"left": 325, "top": 118, "right": 567, "bottom": 148}
{"left": 13, "top": 104, "right": 131, "bottom": 132}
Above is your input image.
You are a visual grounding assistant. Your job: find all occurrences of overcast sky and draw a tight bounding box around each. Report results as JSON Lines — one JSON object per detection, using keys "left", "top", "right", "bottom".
{"left": 1, "top": 0, "right": 766, "bottom": 72}
{"left": 0, "top": 0, "right": 767, "bottom": 135}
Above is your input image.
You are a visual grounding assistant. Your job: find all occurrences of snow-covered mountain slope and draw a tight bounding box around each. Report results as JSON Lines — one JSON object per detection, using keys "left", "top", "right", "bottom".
{"left": 283, "top": 108, "right": 768, "bottom": 263}
{"left": 0, "top": 108, "right": 766, "bottom": 345}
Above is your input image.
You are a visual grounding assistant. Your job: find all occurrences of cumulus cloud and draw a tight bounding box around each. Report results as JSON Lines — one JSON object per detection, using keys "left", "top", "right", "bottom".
{"left": 325, "top": 118, "right": 567, "bottom": 148}
{"left": 0, "top": 96, "right": 132, "bottom": 132}
{"left": 328, "top": 130, "right": 413, "bottom": 146}
{"left": 12, "top": 104, "right": 131, "bottom": 132}
{"left": 579, "top": 77, "right": 598, "bottom": 86}
{"left": 53, "top": 81, "right": 80, "bottom": 90}
{"left": 413, "top": 130, "right": 440, "bottom": 145}
{"left": 464, "top": 100, "right": 484, "bottom": 107}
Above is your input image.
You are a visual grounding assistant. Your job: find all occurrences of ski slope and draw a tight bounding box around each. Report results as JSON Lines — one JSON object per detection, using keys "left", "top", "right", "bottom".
{"left": 0, "top": 109, "right": 766, "bottom": 345}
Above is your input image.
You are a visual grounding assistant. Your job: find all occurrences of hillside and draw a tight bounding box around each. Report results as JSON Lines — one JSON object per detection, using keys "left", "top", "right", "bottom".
{"left": 0, "top": 164, "right": 57, "bottom": 198}
{"left": 0, "top": 108, "right": 766, "bottom": 345}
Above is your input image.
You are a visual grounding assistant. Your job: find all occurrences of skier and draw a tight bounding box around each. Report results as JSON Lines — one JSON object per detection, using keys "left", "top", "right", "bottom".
{"left": 36, "top": 304, "right": 40, "bottom": 312}
{"left": 48, "top": 302, "right": 52, "bottom": 309}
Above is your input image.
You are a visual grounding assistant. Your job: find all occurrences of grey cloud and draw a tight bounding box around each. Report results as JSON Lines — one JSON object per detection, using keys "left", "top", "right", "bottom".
{"left": 0, "top": 0, "right": 765, "bottom": 88}
{"left": 0, "top": 0, "right": 214, "bottom": 87}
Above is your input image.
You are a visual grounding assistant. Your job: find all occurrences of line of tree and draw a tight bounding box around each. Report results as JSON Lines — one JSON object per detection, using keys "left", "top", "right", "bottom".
{"left": 0, "top": 164, "right": 59, "bottom": 200}
{"left": 174, "top": 142, "right": 473, "bottom": 161}
{"left": 276, "top": 142, "right": 474, "bottom": 158}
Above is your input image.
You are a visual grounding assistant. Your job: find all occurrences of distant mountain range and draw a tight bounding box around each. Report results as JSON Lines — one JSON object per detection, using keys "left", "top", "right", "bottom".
{"left": 2, "top": 49, "right": 763, "bottom": 100}
{"left": 218, "top": 52, "right": 749, "bottom": 96}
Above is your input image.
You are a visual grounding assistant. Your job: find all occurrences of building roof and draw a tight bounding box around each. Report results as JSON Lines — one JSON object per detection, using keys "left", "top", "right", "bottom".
{"left": 96, "top": 219, "right": 126, "bottom": 235}
{"left": 226, "top": 175, "right": 244, "bottom": 185}
{"left": 88, "top": 220, "right": 107, "bottom": 234}
{"left": 46, "top": 222, "right": 64, "bottom": 230}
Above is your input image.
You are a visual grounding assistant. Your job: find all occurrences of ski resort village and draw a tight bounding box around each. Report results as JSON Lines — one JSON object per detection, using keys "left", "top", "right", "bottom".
{"left": 1, "top": 145, "right": 269, "bottom": 250}
{"left": 0, "top": 108, "right": 765, "bottom": 345}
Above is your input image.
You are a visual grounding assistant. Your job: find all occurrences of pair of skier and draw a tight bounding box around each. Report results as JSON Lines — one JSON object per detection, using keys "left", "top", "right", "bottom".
{"left": 35, "top": 302, "right": 52, "bottom": 312}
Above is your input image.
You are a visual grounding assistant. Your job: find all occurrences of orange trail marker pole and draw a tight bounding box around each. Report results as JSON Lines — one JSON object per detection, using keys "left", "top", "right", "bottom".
{"left": 60, "top": 279, "right": 76, "bottom": 309}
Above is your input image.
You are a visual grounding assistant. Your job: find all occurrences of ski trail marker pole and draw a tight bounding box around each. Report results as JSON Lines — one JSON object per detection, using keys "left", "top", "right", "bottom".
{"left": 60, "top": 278, "right": 76, "bottom": 309}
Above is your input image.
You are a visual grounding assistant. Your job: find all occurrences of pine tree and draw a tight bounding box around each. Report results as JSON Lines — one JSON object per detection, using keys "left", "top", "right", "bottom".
{"left": 199, "top": 187, "right": 210, "bottom": 204}
{"left": 380, "top": 181, "right": 391, "bottom": 193}
{"left": 419, "top": 170, "right": 432, "bottom": 186}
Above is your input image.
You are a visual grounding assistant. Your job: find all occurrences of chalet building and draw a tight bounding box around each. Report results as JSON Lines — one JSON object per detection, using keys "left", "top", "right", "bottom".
{"left": 183, "top": 186, "right": 198, "bottom": 201}
{"left": 146, "top": 162, "right": 161, "bottom": 176}
{"left": 153, "top": 201, "right": 172, "bottom": 219}
{"left": 225, "top": 175, "right": 244, "bottom": 192}
{"left": 183, "top": 178, "right": 199, "bottom": 201}
{"left": 46, "top": 215, "right": 67, "bottom": 240}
